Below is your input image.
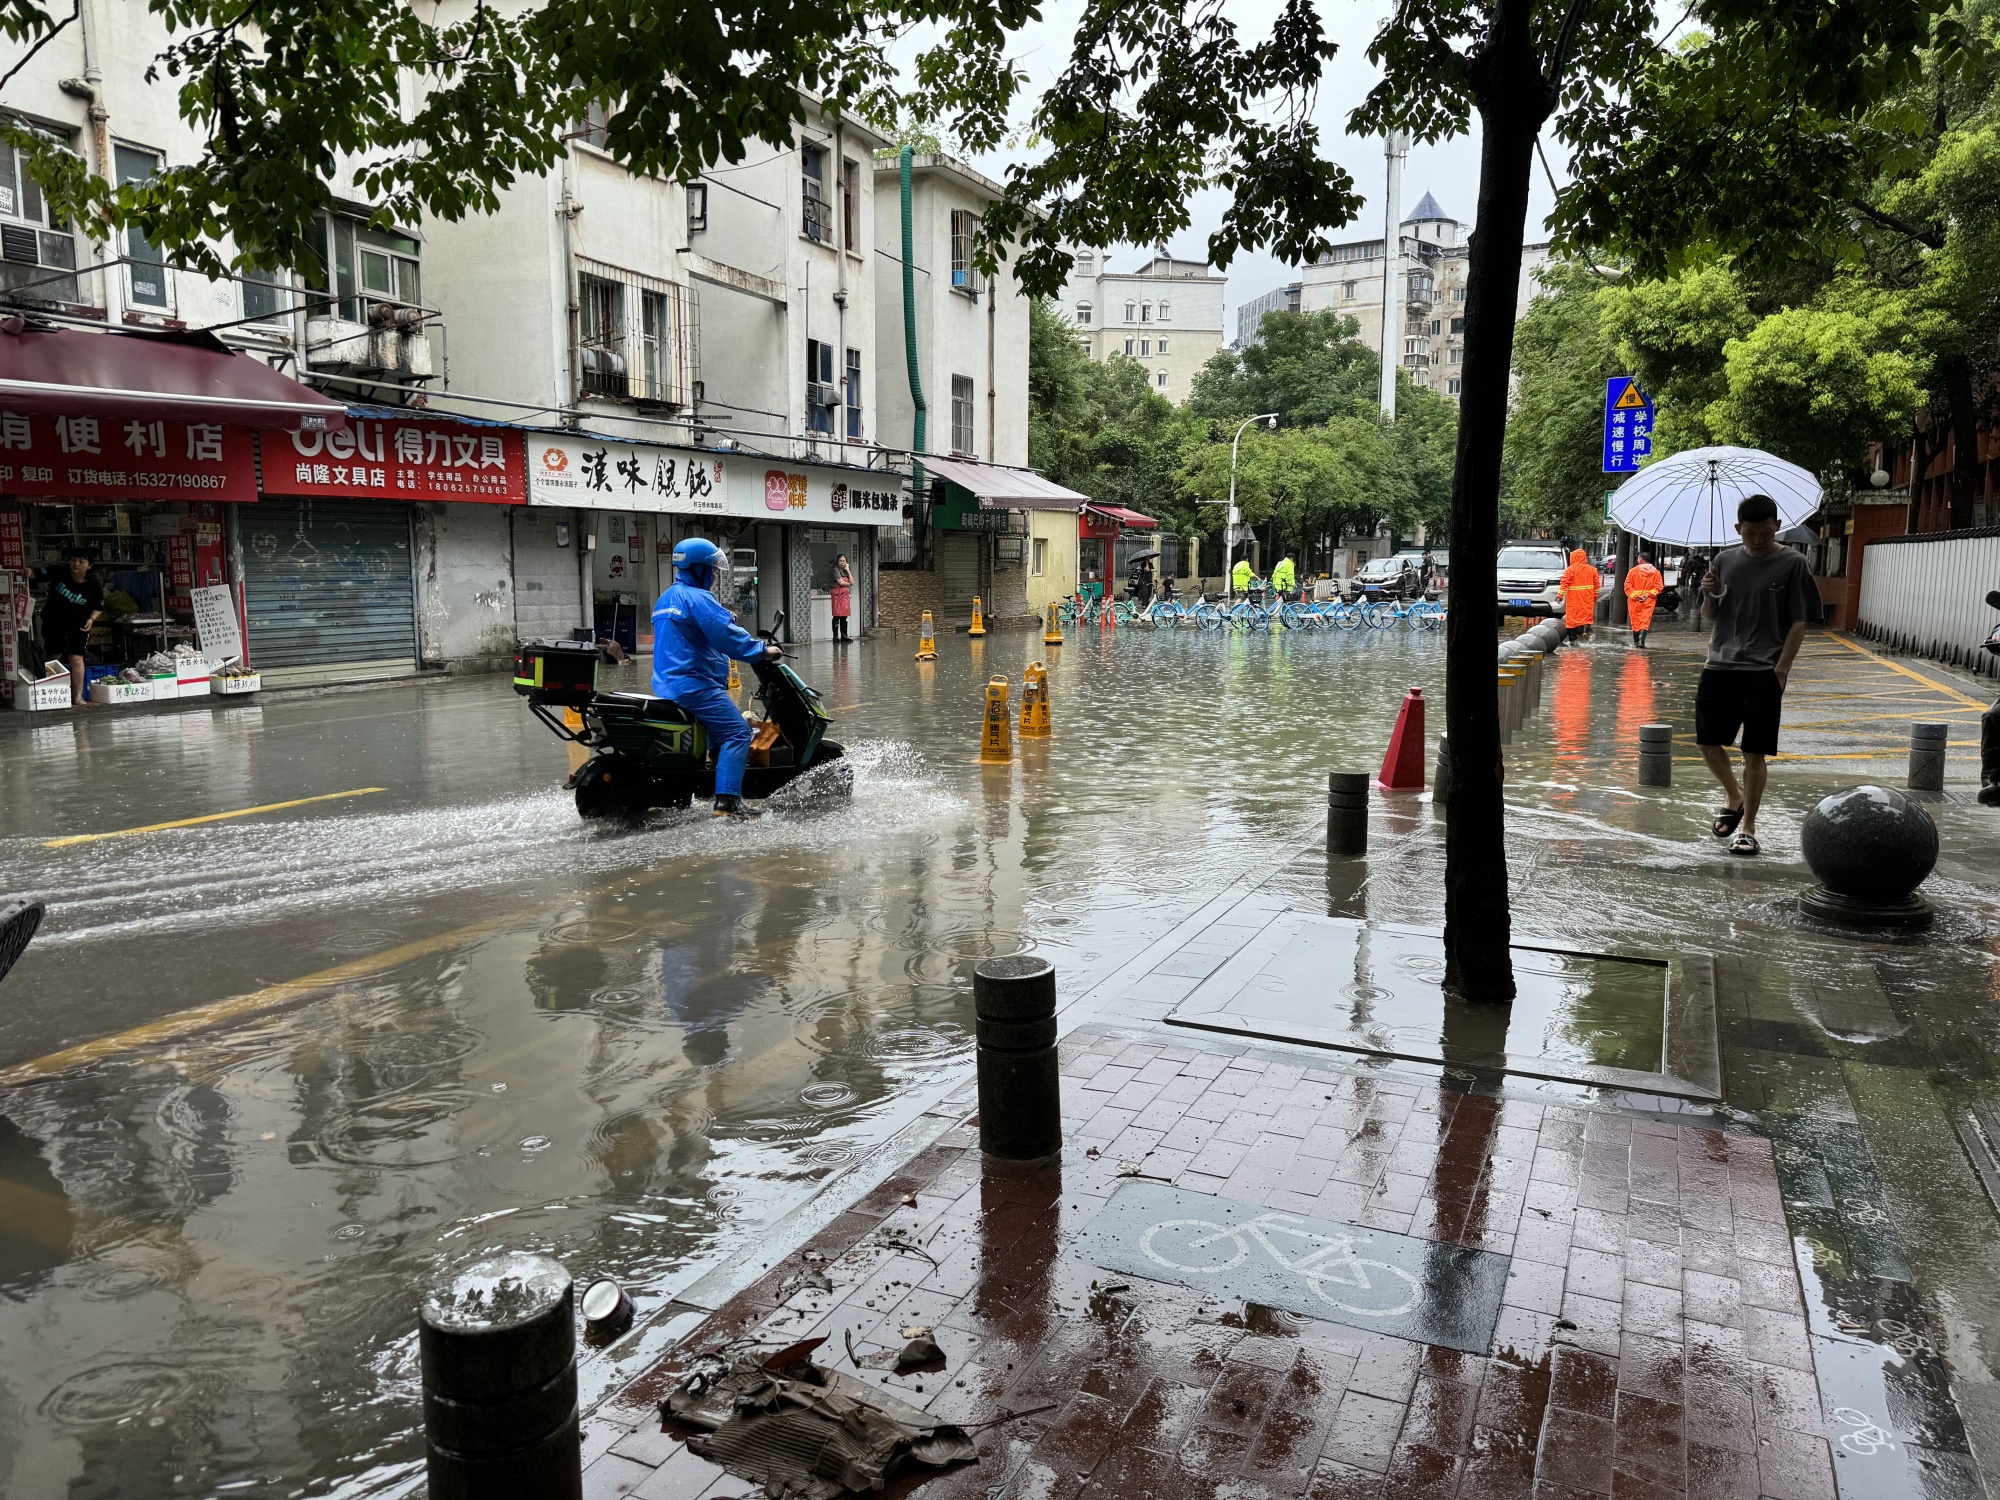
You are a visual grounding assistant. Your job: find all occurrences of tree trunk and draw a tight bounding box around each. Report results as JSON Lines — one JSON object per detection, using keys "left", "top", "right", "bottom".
{"left": 1944, "top": 354, "right": 1980, "bottom": 531}
{"left": 1443, "top": 0, "right": 1547, "bottom": 1006}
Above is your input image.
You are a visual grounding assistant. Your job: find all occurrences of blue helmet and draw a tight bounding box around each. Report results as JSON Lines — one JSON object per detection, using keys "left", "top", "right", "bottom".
{"left": 672, "top": 536, "right": 721, "bottom": 585}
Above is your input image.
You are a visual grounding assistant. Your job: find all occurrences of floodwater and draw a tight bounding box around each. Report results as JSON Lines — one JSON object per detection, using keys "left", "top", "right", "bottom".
{"left": 3, "top": 618, "right": 2000, "bottom": 1495}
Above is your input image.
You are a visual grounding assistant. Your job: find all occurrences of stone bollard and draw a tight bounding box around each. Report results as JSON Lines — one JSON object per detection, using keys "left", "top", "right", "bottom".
{"left": 1432, "top": 735, "right": 1451, "bottom": 815}
{"left": 974, "top": 955, "right": 1061, "bottom": 1159}
{"left": 1327, "top": 771, "right": 1369, "bottom": 856}
{"left": 1908, "top": 721, "right": 1948, "bottom": 792}
{"left": 1799, "top": 785, "right": 1938, "bottom": 928}
{"left": 1638, "top": 724, "right": 1673, "bottom": 787}
{"left": 1517, "top": 651, "right": 1543, "bottom": 711}
{"left": 421, "top": 1253, "right": 582, "bottom": 1500}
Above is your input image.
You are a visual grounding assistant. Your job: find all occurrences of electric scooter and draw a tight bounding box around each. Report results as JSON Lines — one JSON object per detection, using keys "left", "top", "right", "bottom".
{"left": 514, "top": 612, "right": 849, "bottom": 818}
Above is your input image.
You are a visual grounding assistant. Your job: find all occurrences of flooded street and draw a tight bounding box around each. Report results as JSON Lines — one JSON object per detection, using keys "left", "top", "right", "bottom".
{"left": 5, "top": 620, "right": 2000, "bottom": 1496}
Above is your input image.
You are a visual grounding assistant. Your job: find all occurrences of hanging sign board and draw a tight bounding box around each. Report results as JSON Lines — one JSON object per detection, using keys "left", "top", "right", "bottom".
{"left": 0, "top": 412, "right": 258, "bottom": 501}
{"left": 265, "top": 416, "right": 525, "bottom": 503}
{"left": 1601, "top": 377, "right": 1655, "bottom": 474}
{"left": 527, "top": 434, "right": 727, "bottom": 515}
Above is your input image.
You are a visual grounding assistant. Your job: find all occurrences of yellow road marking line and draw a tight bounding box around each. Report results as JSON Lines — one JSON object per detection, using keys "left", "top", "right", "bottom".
{"left": 43, "top": 788, "right": 387, "bottom": 848}
{"left": 1826, "top": 634, "right": 1989, "bottom": 710}
{"left": 0, "top": 909, "right": 527, "bottom": 1089}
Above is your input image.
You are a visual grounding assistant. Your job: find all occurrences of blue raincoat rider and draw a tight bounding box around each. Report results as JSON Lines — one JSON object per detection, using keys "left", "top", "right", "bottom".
{"left": 652, "top": 538, "right": 780, "bottom": 818}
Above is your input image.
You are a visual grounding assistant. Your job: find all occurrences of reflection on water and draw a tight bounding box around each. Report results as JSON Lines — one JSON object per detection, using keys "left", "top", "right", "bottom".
{"left": 3, "top": 628, "right": 1999, "bottom": 1495}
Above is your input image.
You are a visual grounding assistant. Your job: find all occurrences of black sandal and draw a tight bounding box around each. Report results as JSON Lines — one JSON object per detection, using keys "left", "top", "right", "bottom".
{"left": 1729, "top": 831, "right": 1761, "bottom": 857}
{"left": 1711, "top": 806, "right": 1744, "bottom": 839}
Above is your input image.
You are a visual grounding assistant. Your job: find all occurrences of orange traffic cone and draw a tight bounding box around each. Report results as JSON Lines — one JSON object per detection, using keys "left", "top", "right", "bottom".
{"left": 1373, "top": 687, "right": 1427, "bottom": 791}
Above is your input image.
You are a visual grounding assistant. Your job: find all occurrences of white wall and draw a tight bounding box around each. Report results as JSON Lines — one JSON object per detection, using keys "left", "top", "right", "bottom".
{"left": 413, "top": 502, "right": 517, "bottom": 666}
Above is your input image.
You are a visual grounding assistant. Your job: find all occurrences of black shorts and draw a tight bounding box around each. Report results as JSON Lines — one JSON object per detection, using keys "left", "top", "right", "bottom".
{"left": 45, "top": 627, "right": 89, "bottom": 659}
{"left": 1696, "top": 668, "right": 1783, "bottom": 756}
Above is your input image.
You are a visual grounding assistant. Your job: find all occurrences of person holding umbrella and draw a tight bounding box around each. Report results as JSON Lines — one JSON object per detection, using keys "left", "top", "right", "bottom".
{"left": 1624, "top": 550, "right": 1664, "bottom": 647}
{"left": 1697, "top": 494, "right": 1816, "bottom": 856}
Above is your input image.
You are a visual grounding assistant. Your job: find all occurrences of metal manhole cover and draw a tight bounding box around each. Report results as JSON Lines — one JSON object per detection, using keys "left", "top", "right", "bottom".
{"left": 1072, "top": 1182, "right": 1510, "bottom": 1354}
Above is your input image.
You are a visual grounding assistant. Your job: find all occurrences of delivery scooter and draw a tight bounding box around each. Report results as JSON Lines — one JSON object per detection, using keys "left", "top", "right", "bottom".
{"left": 514, "top": 613, "right": 848, "bottom": 818}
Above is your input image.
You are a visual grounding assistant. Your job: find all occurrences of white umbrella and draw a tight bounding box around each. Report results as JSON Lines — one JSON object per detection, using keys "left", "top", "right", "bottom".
{"left": 1608, "top": 445, "right": 1821, "bottom": 548}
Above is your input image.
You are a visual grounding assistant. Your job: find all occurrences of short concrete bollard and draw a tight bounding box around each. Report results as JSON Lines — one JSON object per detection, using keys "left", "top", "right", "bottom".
{"left": 1909, "top": 721, "right": 1948, "bottom": 792}
{"left": 1638, "top": 723, "right": 1673, "bottom": 787}
{"left": 1432, "top": 735, "right": 1451, "bottom": 815}
{"left": 974, "top": 955, "right": 1061, "bottom": 1159}
{"left": 1328, "top": 771, "right": 1370, "bottom": 856}
{"left": 421, "top": 1253, "right": 582, "bottom": 1500}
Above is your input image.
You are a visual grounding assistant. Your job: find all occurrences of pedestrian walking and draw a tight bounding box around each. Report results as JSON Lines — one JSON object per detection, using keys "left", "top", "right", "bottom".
{"left": 1697, "top": 494, "right": 1816, "bottom": 857}
{"left": 1558, "top": 548, "right": 1600, "bottom": 645}
{"left": 652, "top": 538, "right": 783, "bottom": 820}
{"left": 41, "top": 549, "right": 103, "bottom": 707}
{"left": 1624, "top": 551, "right": 1664, "bottom": 647}
{"left": 830, "top": 554, "right": 852, "bottom": 643}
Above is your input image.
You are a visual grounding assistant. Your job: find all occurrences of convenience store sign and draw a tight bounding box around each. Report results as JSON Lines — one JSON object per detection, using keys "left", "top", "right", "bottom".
{"left": 0, "top": 411, "right": 257, "bottom": 502}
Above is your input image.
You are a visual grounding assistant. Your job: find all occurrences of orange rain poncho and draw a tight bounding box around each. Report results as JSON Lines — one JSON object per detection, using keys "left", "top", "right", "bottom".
{"left": 1558, "top": 549, "right": 1601, "bottom": 629}
{"left": 1624, "top": 560, "right": 1664, "bottom": 632}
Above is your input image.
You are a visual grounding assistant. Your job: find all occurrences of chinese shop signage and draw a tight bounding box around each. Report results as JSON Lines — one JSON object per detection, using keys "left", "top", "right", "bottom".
{"left": 528, "top": 434, "right": 726, "bottom": 514}
{"left": 267, "top": 416, "right": 526, "bottom": 503}
{"left": 0, "top": 411, "right": 258, "bottom": 501}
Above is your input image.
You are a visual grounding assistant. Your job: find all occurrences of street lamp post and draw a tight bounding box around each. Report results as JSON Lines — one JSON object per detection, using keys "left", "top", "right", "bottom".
{"left": 1226, "top": 413, "right": 1279, "bottom": 599}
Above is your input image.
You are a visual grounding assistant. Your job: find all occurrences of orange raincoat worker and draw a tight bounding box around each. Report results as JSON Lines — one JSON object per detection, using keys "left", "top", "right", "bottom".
{"left": 1624, "top": 553, "right": 1664, "bottom": 648}
{"left": 1558, "top": 548, "right": 1600, "bottom": 643}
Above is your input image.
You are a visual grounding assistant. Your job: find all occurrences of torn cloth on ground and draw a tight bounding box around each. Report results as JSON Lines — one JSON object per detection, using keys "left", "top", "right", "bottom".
{"left": 662, "top": 1344, "right": 975, "bottom": 1498}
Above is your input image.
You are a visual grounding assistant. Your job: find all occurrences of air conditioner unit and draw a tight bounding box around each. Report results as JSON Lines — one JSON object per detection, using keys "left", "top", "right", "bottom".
{"left": 808, "top": 381, "right": 841, "bottom": 409}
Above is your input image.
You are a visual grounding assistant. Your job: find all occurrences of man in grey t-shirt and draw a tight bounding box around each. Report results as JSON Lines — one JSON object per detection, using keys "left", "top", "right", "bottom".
{"left": 1696, "top": 494, "right": 1816, "bottom": 856}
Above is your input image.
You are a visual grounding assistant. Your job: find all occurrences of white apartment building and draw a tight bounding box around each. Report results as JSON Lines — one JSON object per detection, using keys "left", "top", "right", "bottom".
{"left": 0, "top": 8, "right": 1057, "bottom": 687}
{"left": 1234, "top": 193, "right": 1550, "bottom": 406}
{"left": 1058, "top": 250, "right": 1226, "bottom": 402}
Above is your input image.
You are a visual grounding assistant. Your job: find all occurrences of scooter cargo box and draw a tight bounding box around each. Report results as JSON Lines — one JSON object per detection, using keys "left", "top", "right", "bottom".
{"left": 513, "top": 638, "right": 599, "bottom": 705}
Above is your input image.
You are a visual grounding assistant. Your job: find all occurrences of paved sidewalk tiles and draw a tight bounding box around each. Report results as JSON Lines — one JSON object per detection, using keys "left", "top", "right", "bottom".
{"left": 580, "top": 1029, "right": 1868, "bottom": 1499}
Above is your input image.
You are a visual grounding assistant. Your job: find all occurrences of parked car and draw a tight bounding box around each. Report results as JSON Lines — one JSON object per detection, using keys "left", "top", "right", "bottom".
{"left": 1495, "top": 543, "right": 1569, "bottom": 620}
{"left": 1352, "top": 553, "right": 1424, "bottom": 601}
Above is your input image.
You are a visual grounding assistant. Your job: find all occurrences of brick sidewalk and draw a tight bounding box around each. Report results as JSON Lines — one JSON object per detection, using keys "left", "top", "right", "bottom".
{"left": 579, "top": 1030, "right": 1831, "bottom": 1500}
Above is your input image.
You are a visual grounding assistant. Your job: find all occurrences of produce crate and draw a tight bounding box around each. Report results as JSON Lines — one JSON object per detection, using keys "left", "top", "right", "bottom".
{"left": 212, "top": 674, "right": 262, "bottom": 696}
{"left": 16, "top": 677, "right": 71, "bottom": 711}
{"left": 147, "top": 675, "right": 178, "bottom": 701}
{"left": 89, "top": 680, "right": 153, "bottom": 706}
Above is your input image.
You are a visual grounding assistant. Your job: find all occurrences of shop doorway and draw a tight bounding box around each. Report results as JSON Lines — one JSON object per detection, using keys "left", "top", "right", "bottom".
{"left": 239, "top": 498, "right": 417, "bottom": 679}
{"left": 939, "top": 531, "right": 980, "bottom": 619}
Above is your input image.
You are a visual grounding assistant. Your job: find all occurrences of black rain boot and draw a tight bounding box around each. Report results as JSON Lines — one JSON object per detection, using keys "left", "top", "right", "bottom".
{"left": 713, "top": 794, "right": 764, "bottom": 819}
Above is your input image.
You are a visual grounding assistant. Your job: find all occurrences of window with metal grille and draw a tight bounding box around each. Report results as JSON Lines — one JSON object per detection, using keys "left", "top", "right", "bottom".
{"left": 949, "top": 210, "right": 982, "bottom": 293}
{"left": 951, "top": 374, "right": 974, "bottom": 454}
{"left": 802, "top": 144, "right": 830, "bottom": 243}
{"left": 579, "top": 274, "right": 627, "bottom": 396}
{"left": 844, "top": 346, "right": 862, "bottom": 440}
{"left": 0, "top": 133, "right": 76, "bottom": 303}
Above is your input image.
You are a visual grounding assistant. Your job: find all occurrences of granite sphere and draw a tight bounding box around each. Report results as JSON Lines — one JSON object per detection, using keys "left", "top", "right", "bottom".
{"left": 1799, "top": 785, "right": 1939, "bottom": 900}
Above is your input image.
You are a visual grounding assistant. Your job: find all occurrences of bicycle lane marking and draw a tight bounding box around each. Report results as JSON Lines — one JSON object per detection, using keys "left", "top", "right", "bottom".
{"left": 1074, "top": 1179, "right": 1512, "bottom": 1355}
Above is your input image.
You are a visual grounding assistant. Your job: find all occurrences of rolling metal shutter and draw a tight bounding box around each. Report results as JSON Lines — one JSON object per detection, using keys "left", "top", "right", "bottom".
{"left": 240, "top": 499, "right": 417, "bottom": 669}
{"left": 939, "top": 531, "right": 979, "bottom": 617}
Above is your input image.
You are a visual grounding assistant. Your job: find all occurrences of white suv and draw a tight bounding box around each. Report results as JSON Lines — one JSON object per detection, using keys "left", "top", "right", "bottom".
{"left": 1495, "top": 545, "right": 1568, "bottom": 619}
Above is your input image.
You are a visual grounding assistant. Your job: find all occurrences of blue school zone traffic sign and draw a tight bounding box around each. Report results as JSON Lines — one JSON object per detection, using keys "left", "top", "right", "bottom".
{"left": 1602, "top": 376, "right": 1654, "bottom": 474}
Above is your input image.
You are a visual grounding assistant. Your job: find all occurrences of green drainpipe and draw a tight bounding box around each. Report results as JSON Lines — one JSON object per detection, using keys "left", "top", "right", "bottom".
{"left": 900, "top": 144, "right": 929, "bottom": 563}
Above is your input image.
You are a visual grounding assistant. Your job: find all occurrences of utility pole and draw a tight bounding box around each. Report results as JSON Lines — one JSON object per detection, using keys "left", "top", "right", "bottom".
{"left": 1225, "top": 413, "right": 1279, "bottom": 598}
{"left": 1377, "top": 132, "right": 1407, "bottom": 419}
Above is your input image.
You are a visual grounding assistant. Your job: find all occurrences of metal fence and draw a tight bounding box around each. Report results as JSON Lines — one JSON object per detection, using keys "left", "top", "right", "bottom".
{"left": 1855, "top": 529, "right": 2000, "bottom": 678}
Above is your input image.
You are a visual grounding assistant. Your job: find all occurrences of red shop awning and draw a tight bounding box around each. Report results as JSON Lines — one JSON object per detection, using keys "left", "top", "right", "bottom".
{"left": 1085, "top": 504, "right": 1158, "bottom": 530}
{"left": 0, "top": 322, "right": 347, "bottom": 432}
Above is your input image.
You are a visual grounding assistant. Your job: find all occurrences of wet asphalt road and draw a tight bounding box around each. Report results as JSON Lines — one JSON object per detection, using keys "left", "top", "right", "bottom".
{"left": 3, "top": 617, "right": 2000, "bottom": 1497}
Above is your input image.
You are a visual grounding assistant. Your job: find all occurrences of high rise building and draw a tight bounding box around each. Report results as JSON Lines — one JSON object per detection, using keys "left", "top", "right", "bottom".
{"left": 1055, "top": 249, "right": 1226, "bottom": 402}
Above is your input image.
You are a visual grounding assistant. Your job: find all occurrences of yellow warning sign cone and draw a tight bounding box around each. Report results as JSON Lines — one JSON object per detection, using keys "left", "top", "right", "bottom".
{"left": 1019, "top": 661, "right": 1051, "bottom": 738}
{"left": 980, "top": 675, "right": 1012, "bottom": 762}
{"left": 915, "top": 611, "right": 938, "bottom": 661}
{"left": 968, "top": 597, "right": 986, "bottom": 637}
{"left": 1043, "top": 600, "right": 1063, "bottom": 646}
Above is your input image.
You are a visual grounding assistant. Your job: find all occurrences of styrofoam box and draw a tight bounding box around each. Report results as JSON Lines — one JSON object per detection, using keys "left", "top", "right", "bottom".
{"left": 90, "top": 680, "right": 152, "bottom": 706}
{"left": 17, "top": 679, "right": 71, "bottom": 711}
{"left": 148, "top": 675, "right": 179, "bottom": 701}
{"left": 177, "top": 677, "right": 212, "bottom": 699}
{"left": 176, "top": 657, "right": 213, "bottom": 684}
{"left": 212, "top": 675, "right": 261, "bottom": 695}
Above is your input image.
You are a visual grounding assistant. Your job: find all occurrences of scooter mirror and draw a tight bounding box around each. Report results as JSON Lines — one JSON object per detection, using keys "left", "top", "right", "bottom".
{"left": 1986, "top": 590, "right": 2000, "bottom": 611}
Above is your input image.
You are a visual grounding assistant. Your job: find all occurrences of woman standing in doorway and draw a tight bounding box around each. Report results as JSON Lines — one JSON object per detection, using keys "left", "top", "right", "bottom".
{"left": 831, "top": 554, "right": 852, "bottom": 643}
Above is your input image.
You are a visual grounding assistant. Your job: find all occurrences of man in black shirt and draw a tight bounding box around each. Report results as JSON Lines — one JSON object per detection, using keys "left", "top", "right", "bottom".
{"left": 42, "top": 549, "right": 103, "bottom": 707}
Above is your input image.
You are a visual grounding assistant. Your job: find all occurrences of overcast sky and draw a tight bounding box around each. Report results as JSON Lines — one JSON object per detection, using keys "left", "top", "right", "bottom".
{"left": 892, "top": 0, "right": 1567, "bottom": 333}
